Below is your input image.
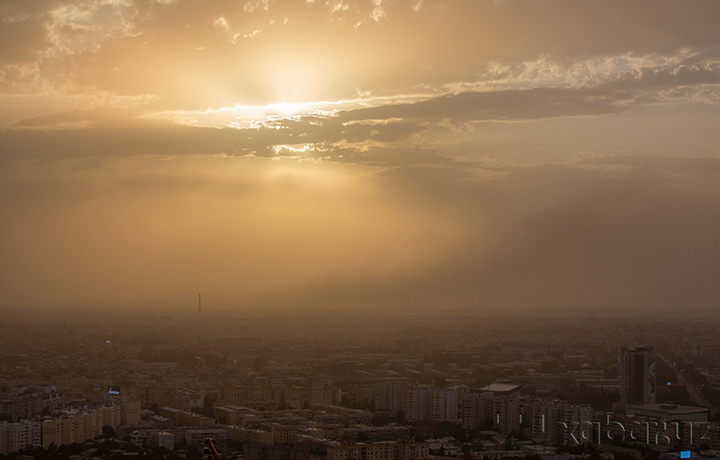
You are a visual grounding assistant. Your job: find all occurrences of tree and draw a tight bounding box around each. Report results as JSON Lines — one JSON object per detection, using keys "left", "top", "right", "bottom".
{"left": 502, "top": 433, "right": 513, "bottom": 451}
{"left": 176, "top": 437, "right": 190, "bottom": 450}
{"left": 102, "top": 425, "right": 116, "bottom": 439}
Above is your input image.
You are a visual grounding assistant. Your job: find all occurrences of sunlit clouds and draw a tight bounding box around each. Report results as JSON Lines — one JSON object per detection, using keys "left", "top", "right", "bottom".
{"left": 2, "top": 0, "right": 720, "bottom": 313}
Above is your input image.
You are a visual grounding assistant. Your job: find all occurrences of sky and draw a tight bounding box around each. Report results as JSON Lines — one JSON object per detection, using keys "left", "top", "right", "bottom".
{"left": 2, "top": 0, "right": 720, "bottom": 315}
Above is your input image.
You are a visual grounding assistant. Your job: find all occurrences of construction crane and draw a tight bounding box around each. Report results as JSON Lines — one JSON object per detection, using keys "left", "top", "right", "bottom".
{"left": 204, "top": 437, "right": 219, "bottom": 460}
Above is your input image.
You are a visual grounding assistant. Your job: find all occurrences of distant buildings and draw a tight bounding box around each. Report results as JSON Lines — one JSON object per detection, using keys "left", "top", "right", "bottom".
{"left": 241, "top": 440, "right": 428, "bottom": 460}
{"left": 462, "top": 383, "right": 524, "bottom": 434}
{"left": 41, "top": 401, "right": 140, "bottom": 449}
{"left": 326, "top": 440, "right": 429, "bottom": 460}
{"left": 620, "top": 346, "right": 657, "bottom": 407}
{"left": 218, "top": 385, "right": 341, "bottom": 410}
{"left": 158, "top": 407, "right": 215, "bottom": 427}
{"left": 125, "top": 385, "right": 204, "bottom": 411}
{"left": 0, "top": 386, "right": 64, "bottom": 422}
{"left": 404, "top": 385, "right": 459, "bottom": 423}
{"left": 530, "top": 400, "right": 592, "bottom": 446}
{"left": 130, "top": 427, "right": 227, "bottom": 449}
{"left": 0, "top": 420, "right": 41, "bottom": 455}
{"left": 340, "top": 424, "right": 411, "bottom": 442}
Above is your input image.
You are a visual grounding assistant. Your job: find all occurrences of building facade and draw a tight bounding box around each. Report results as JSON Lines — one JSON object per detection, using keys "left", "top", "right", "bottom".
{"left": 620, "top": 346, "right": 657, "bottom": 407}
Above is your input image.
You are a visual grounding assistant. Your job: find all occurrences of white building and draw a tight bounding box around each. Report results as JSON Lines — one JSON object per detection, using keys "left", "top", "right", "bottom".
{"left": 432, "top": 387, "right": 458, "bottom": 422}
{"left": 0, "top": 420, "right": 41, "bottom": 455}
{"left": 404, "top": 385, "right": 433, "bottom": 423}
{"left": 531, "top": 401, "right": 592, "bottom": 446}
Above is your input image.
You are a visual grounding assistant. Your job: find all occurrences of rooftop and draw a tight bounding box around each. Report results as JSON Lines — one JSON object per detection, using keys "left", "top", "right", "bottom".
{"left": 476, "top": 383, "right": 523, "bottom": 394}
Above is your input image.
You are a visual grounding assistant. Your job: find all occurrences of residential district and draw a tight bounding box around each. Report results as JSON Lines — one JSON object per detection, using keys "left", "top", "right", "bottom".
{"left": 2, "top": 311, "right": 720, "bottom": 460}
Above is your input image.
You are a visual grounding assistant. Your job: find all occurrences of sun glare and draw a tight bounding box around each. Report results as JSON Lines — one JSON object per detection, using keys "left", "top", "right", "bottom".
{"left": 261, "top": 55, "right": 323, "bottom": 103}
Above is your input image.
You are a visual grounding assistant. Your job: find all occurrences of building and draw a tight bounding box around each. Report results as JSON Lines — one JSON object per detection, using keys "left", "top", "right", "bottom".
{"left": 683, "top": 422, "right": 720, "bottom": 449}
{"left": 559, "top": 404, "right": 593, "bottom": 445}
{"left": 182, "top": 427, "right": 227, "bottom": 446}
{"left": 620, "top": 346, "right": 657, "bottom": 407}
{"left": 124, "top": 400, "right": 142, "bottom": 426}
{"left": 42, "top": 403, "right": 139, "bottom": 449}
{"left": 531, "top": 401, "right": 592, "bottom": 447}
{"left": 227, "top": 426, "right": 276, "bottom": 445}
{"left": 219, "top": 386, "right": 341, "bottom": 410}
{"left": 340, "top": 424, "right": 411, "bottom": 442}
{"left": 404, "top": 386, "right": 433, "bottom": 423}
{"left": 344, "top": 383, "right": 375, "bottom": 406}
{"left": 626, "top": 404, "right": 708, "bottom": 423}
{"left": 158, "top": 407, "right": 215, "bottom": 427}
{"left": 213, "top": 404, "right": 258, "bottom": 425}
{"left": 492, "top": 396, "right": 520, "bottom": 435}
{"left": 243, "top": 441, "right": 325, "bottom": 460}
{"left": 531, "top": 400, "right": 562, "bottom": 445}
{"left": 0, "top": 386, "right": 65, "bottom": 422}
{"left": 157, "top": 431, "right": 174, "bottom": 450}
{"left": 476, "top": 383, "right": 523, "bottom": 395}
{"left": 463, "top": 392, "right": 493, "bottom": 430}
{"left": 375, "top": 381, "right": 406, "bottom": 416}
{"left": 130, "top": 427, "right": 227, "bottom": 449}
{"left": 128, "top": 385, "right": 204, "bottom": 411}
{"left": 0, "top": 420, "right": 42, "bottom": 455}
{"left": 326, "top": 440, "right": 429, "bottom": 460}
{"left": 403, "top": 384, "right": 463, "bottom": 423}
{"left": 310, "top": 405, "right": 374, "bottom": 424}
{"left": 431, "top": 387, "right": 458, "bottom": 422}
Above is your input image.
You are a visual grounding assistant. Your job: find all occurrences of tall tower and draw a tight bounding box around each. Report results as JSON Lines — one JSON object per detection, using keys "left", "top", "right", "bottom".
{"left": 620, "top": 346, "right": 656, "bottom": 407}
{"left": 198, "top": 293, "right": 201, "bottom": 316}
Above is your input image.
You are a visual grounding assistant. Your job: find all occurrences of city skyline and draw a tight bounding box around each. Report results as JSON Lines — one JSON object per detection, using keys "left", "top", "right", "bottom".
{"left": 2, "top": 0, "right": 720, "bottom": 312}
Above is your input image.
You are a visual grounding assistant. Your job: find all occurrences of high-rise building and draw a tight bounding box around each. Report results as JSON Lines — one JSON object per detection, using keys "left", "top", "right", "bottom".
{"left": 0, "top": 420, "right": 41, "bottom": 455}
{"left": 492, "top": 396, "right": 520, "bottom": 435}
{"left": 404, "top": 385, "right": 433, "bottom": 423}
{"left": 375, "top": 380, "right": 405, "bottom": 416}
{"left": 559, "top": 404, "right": 593, "bottom": 445}
{"left": 404, "top": 385, "right": 460, "bottom": 423}
{"left": 530, "top": 401, "right": 592, "bottom": 446}
{"left": 431, "top": 387, "right": 458, "bottom": 422}
{"left": 620, "top": 346, "right": 656, "bottom": 407}
{"left": 462, "top": 392, "right": 493, "bottom": 429}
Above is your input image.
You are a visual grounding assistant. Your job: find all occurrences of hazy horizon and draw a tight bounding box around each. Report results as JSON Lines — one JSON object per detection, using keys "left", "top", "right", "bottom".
{"left": 2, "top": 0, "right": 720, "bottom": 314}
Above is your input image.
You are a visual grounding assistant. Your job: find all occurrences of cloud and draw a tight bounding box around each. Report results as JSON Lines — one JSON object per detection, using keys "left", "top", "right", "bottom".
{"left": 0, "top": 84, "right": 624, "bottom": 167}
{"left": 3, "top": 76, "right": 719, "bottom": 169}
{"left": 339, "top": 87, "right": 626, "bottom": 124}
{"left": 0, "top": 17, "right": 50, "bottom": 63}
{"left": 4, "top": 0, "right": 720, "bottom": 105}
{"left": 3, "top": 0, "right": 720, "bottom": 312}
{"left": 582, "top": 154, "right": 720, "bottom": 176}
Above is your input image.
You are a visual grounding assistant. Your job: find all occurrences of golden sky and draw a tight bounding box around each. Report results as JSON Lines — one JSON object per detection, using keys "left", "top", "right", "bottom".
{"left": 2, "top": 0, "right": 720, "bottom": 313}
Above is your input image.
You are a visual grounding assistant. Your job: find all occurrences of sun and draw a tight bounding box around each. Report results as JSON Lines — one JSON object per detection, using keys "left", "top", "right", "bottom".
{"left": 261, "top": 54, "right": 324, "bottom": 104}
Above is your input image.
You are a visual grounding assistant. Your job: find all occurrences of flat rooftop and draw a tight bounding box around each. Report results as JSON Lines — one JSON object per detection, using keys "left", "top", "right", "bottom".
{"left": 476, "top": 383, "right": 523, "bottom": 394}
{"left": 626, "top": 404, "right": 708, "bottom": 415}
